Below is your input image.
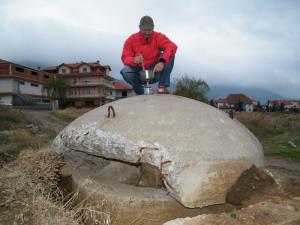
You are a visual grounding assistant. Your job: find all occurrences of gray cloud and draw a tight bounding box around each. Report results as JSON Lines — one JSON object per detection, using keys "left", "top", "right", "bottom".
{"left": 0, "top": 0, "right": 299, "bottom": 98}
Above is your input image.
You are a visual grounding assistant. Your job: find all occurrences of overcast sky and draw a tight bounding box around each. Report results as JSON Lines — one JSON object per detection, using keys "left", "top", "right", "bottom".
{"left": 1, "top": 0, "right": 300, "bottom": 98}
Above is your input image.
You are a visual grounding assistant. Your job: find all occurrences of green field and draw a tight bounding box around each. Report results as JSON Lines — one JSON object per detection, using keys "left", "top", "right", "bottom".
{"left": 236, "top": 112, "right": 300, "bottom": 161}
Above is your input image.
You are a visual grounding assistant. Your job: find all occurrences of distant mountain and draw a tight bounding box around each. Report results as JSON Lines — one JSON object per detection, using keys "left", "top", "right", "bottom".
{"left": 15, "top": 60, "right": 49, "bottom": 70}
{"left": 208, "top": 85, "right": 284, "bottom": 104}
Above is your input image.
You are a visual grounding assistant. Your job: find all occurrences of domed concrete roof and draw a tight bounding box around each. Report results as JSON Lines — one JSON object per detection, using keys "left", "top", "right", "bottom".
{"left": 53, "top": 95, "right": 264, "bottom": 208}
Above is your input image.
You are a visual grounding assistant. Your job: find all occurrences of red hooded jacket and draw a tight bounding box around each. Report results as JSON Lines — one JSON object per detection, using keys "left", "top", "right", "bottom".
{"left": 121, "top": 31, "right": 177, "bottom": 68}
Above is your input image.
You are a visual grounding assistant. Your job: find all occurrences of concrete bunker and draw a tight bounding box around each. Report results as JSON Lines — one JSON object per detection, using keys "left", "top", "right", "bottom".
{"left": 53, "top": 94, "right": 265, "bottom": 224}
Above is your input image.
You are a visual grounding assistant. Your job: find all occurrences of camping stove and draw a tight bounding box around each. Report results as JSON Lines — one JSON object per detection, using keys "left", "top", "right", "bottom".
{"left": 139, "top": 70, "right": 154, "bottom": 95}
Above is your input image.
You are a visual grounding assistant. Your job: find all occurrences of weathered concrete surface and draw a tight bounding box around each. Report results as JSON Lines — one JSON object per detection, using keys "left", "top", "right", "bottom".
{"left": 69, "top": 165, "right": 235, "bottom": 225}
{"left": 61, "top": 152, "right": 141, "bottom": 185}
{"left": 179, "top": 160, "right": 253, "bottom": 207}
{"left": 53, "top": 95, "right": 264, "bottom": 208}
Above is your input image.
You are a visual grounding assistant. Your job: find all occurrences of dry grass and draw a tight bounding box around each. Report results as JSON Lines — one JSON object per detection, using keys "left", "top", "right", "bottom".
{"left": 0, "top": 128, "right": 55, "bottom": 165}
{"left": 18, "top": 148, "right": 64, "bottom": 196}
{"left": 50, "top": 108, "right": 91, "bottom": 123}
{"left": 0, "top": 106, "right": 115, "bottom": 224}
{"left": 0, "top": 106, "right": 57, "bottom": 164}
{"left": 28, "top": 192, "right": 112, "bottom": 225}
{"left": 236, "top": 112, "right": 300, "bottom": 129}
{"left": 13, "top": 129, "right": 43, "bottom": 146}
{"left": 0, "top": 105, "right": 41, "bottom": 129}
{"left": 0, "top": 147, "right": 64, "bottom": 224}
{"left": 0, "top": 147, "right": 113, "bottom": 225}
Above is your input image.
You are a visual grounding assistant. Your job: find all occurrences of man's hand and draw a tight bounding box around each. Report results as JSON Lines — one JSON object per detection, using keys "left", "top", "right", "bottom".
{"left": 134, "top": 55, "right": 143, "bottom": 64}
{"left": 154, "top": 62, "right": 165, "bottom": 73}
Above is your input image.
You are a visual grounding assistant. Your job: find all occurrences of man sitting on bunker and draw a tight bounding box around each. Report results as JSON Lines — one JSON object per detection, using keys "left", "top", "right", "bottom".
{"left": 120, "top": 15, "right": 177, "bottom": 94}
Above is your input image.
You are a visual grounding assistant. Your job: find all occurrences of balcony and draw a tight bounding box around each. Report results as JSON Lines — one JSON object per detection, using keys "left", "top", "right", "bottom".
{"left": 67, "top": 91, "right": 112, "bottom": 99}
{"left": 100, "top": 78, "right": 114, "bottom": 87}
{"left": 69, "top": 79, "right": 114, "bottom": 89}
{"left": 70, "top": 82, "right": 99, "bottom": 87}
{"left": 67, "top": 93, "right": 101, "bottom": 99}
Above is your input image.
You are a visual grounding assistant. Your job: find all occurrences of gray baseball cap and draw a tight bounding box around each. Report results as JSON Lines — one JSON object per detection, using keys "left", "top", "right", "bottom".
{"left": 139, "top": 16, "right": 154, "bottom": 30}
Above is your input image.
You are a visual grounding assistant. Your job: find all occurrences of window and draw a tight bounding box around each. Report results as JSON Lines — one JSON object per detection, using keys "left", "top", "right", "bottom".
{"left": 19, "top": 81, "right": 25, "bottom": 85}
{"left": 122, "top": 91, "right": 127, "bottom": 97}
{"left": 31, "top": 71, "right": 38, "bottom": 76}
{"left": 82, "top": 88, "right": 90, "bottom": 95}
{"left": 15, "top": 67, "right": 24, "bottom": 72}
{"left": 43, "top": 75, "right": 49, "bottom": 79}
{"left": 59, "top": 67, "right": 70, "bottom": 74}
{"left": 30, "top": 83, "right": 39, "bottom": 87}
{"left": 80, "top": 66, "right": 90, "bottom": 73}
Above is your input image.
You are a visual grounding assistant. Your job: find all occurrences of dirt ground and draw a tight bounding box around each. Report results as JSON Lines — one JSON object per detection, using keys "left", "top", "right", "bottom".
{"left": 21, "top": 110, "right": 67, "bottom": 133}
{"left": 265, "top": 156, "right": 300, "bottom": 179}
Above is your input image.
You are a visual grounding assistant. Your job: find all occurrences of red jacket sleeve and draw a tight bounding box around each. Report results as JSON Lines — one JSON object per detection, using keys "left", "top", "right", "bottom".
{"left": 121, "top": 38, "right": 135, "bottom": 66}
{"left": 157, "top": 33, "right": 177, "bottom": 64}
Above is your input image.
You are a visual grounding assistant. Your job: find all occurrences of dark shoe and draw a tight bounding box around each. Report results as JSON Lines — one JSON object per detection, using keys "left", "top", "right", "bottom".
{"left": 157, "top": 86, "right": 169, "bottom": 94}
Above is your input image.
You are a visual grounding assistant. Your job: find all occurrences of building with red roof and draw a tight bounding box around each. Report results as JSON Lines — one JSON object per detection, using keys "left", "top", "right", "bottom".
{"left": 42, "top": 60, "right": 133, "bottom": 107}
{"left": 213, "top": 93, "right": 255, "bottom": 112}
{"left": 0, "top": 59, "right": 52, "bottom": 106}
{"left": 267, "top": 99, "right": 300, "bottom": 111}
{"left": 111, "top": 81, "right": 134, "bottom": 100}
{"left": 213, "top": 98, "right": 229, "bottom": 110}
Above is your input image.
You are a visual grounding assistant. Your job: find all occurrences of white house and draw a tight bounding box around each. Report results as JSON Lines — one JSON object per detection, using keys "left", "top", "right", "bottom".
{"left": 0, "top": 59, "right": 51, "bottom": 106}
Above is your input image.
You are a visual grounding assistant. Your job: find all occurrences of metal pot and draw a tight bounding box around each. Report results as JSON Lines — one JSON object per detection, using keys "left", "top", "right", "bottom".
{"left": 139, "top": 69, "right": 154, "bottom": 83}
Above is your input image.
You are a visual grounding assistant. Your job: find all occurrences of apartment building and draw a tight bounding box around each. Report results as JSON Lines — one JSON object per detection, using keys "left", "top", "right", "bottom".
{"left": 0, "top": 59, "right": 51, "bottom": 105}
{"left": 42, "top": 61, "right": 133, "bottom": 107}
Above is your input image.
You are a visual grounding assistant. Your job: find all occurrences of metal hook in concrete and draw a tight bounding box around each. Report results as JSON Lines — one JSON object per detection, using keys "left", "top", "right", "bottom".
{"left": 108, "top": 105, "right": 115, "bottom": 118}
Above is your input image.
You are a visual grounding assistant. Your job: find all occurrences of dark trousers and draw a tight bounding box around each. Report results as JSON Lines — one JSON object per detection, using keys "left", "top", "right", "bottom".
{"left": 120, "top": 58, "right": 175, "bottom": 95}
